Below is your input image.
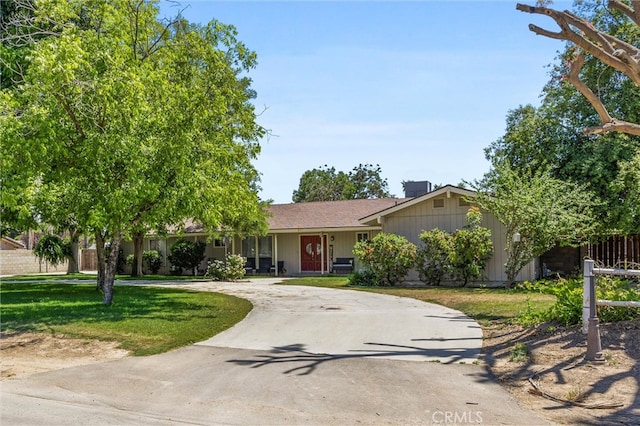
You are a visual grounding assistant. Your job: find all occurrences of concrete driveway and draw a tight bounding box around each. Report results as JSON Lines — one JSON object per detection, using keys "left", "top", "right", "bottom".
{"left": 1, "top": 279, "right": 548, "bottom": 425}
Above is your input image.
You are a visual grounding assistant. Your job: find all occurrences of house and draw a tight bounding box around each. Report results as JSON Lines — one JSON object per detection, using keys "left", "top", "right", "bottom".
{"left": 359, "top": 185, "right": 536, "bottom": 283}
{"left": 121, "top": 185, "right": 537, "bottom": 284}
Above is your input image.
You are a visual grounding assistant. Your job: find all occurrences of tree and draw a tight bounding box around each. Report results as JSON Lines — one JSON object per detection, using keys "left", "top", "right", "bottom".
{"left": 1, "top": 0, "right": 267, "bottom": 305}
{"left": 517, "top": 1, "right": 640, "bottom": 136}
{"left": 472, "top": 163, "right": 600, "bottom": 287}
{"left": 292, "top": 164, "right": 392, "bottom": 202}
{"left": 292, "top": 166, "right": 350, "bottom": 203}
{"left": 33, "top": 234, "right": 66, "bottom": 267}
{"left": 449, "top": 207, "right": 493, "bottom": 287}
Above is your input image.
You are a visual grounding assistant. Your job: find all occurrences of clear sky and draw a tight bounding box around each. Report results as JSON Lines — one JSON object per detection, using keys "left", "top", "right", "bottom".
{"left": 162, "top": 0, "right": 572, "bottom": 204}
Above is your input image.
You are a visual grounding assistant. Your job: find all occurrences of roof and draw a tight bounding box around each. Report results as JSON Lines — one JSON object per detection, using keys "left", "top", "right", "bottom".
{"left": 165, "top": 198, "right": 407, "bottom": 235}
{"left": 359, "top": 185, "right": 477, "bottom": 225}
{"left": 267, "top": 198, "right": 407, "bottom": 232}
{"left": 1, "top": 236, "right": 26, "bottom": 250}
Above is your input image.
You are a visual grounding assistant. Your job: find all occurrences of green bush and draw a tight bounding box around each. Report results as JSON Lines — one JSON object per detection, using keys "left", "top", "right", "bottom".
{"left": 206, "top": 254, "right": 246, "bottom": 281}
{"left": 416, "top": 228, "right": 453, "bottom": 286}
{"left": 353, "top": 232, "right": 417, "bottom": 286}
{"left": 143, "top": 250, "right": 163, "bottom": 274}
{"left": 168, "top": 239, "right": 206, "bottom": 275}
{"left": 449, "top": 207, "right": 493, "bottom": 286}
{"left": 347, "top": 269, "right": 378, "bottom": 287}
{"left": 545, "top": 277, "right": 640, "bottom": 325}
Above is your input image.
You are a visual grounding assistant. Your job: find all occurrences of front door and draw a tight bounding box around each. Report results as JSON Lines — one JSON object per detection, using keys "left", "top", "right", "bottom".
{"left": 300, "top": 235, "right": 327, "bottom": 272}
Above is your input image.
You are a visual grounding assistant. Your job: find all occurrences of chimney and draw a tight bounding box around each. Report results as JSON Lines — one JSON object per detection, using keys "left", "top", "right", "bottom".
{"left": 403, "top": 180, "right": 432, "bottom": 198}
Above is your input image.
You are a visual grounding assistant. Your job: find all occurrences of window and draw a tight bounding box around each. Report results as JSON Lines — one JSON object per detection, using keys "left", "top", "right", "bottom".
{"left": 356, "top": 232, "right": 369, "bottom": 242}
{"left": 241, "top": 236, "right": 272, "bottom": 258}
{"left": 214, "top": 239, "right": 226, "bottom": 247}
{"left": 258, "top": 236, "right": 273, "bottom": 258}
{"left": 149, "top": 239, "right": 159, "bottom": 251}
{"left": 433, "top": 198, "right": 445, "bottom": 208}
{"left": 458, "top": 198, "right": 472, "bottom": 207}
{"left": 242, "top": 236, "right": 256, "bottom": 258}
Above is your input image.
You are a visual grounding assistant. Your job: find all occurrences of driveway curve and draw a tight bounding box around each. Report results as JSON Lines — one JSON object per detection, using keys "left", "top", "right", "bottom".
{"left": 1, "top": 279, "right": 549, "bottom": 425}
{"left": 183, "top": 279, "right": 482, "bottom": 364}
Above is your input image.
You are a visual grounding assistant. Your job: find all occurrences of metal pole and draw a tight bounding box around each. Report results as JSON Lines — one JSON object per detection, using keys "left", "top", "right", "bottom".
{"left": 585, "top": 259, "right": 604, "bottom": 362}
{"left": 582, "top": 260, "right": 592, "bottom": 334}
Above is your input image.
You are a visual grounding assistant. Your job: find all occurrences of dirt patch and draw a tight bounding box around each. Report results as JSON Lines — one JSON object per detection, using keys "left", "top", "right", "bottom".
{"left": 482, "top": 320, "right": 639, "bottom": 425}
{"left": 0, "top": 331, "right": 129, "bottom": 380}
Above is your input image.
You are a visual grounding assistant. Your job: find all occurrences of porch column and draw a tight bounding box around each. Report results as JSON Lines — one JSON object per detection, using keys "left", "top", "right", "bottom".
{"left": 274, "top": 234, "right": 279, "bottom": 277}
{"left": 320, "top": 232, "right": 325, "bottom": 275}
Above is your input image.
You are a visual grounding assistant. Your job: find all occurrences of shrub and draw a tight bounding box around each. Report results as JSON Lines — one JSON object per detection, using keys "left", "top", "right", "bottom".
{"left": 449, "top": 207, "right": 493, "bottom": 286}
{"left": 206, "top": 254, "right": 246, "bottom": 281}
{"left": 545, "top": 277, "right": 640, "bottom": 325}
{"left": 347, "top": 269, "right": 378, "bottom": 287}
{"left": 353, "top": 232, "right": 417, "bottom": 286}
{"left": 143, "top": 250, "right": 163, "bottom": 274}
{"left": 168, "top": 239, "right": 206, "bottom": 275}
{"left": 416, "top": 228, "right": 453, "bottom": 286}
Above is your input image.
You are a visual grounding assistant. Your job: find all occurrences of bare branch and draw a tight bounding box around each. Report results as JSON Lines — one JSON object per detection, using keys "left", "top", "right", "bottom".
{"left": 609, "top": 0, "right": 640, "bottom": 27}
{"left": 517, "top": 2, "right": 640, "bottom": 137}
{"left": 567, "top": 53, "right": 613, "bottom": 123}
{"left": 517, "top": 3, "right": 640, "bottom": 85}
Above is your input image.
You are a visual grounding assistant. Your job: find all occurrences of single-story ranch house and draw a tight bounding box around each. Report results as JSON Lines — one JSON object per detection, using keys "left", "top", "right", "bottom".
{"left": 121, "top": 185, "right": 537, "bottom": 284}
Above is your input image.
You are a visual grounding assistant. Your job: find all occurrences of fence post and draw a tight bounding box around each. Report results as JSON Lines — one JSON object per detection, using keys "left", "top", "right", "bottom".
{"left": 582, "top": 260, "right": 593, "bottom": 334}
{"left": 584, "top": 259, "right": 604, "bottom": 362}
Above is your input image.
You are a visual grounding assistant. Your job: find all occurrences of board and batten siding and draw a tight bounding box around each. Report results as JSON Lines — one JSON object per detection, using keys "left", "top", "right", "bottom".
{"left": 381, "top": 193, "right": 535, "bottom": 283}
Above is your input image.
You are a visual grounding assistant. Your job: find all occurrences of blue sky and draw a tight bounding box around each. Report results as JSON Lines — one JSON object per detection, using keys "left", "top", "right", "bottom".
{"left": 163, "top": 1, "right": 572, "bottom": 203}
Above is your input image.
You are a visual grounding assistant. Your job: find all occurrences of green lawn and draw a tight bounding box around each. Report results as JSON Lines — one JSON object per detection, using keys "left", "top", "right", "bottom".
{"left": 0, "top": 283, "right": 252, "bottom": 356}
{"left": 280, "top": 277, "right": 556, "bottom": 324}
{"left": 4, "top": 273, "right": 211, "bottom": 281}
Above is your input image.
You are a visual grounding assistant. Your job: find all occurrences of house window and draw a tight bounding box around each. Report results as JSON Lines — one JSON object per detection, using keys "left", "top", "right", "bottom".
{"left": 149, "top": 239, "right": 159, "bottom": 251}
{"left": 214, "top": 239, "right": 226, "bottom": 247}
{"left": 258, "top": 236, "right": 273, "bottom": 258}
{"left": 433, "top": 198, "right": 445, "bottom": 208}
{"left": 459, "top": 198, "right": 472, "bottom": 207}
{"left": 242, "top": 236, "right": 256, "bottom": 258}
{"left": 241, "top": 236, "right": 272, "bottom": 258}
{"left": 356, "top": 232, "right": 369, "bottom": 243}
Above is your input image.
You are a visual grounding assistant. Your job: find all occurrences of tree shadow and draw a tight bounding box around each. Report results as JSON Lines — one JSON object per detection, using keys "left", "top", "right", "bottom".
{"left": 228, "top": 340, "right": 483, "bottom": 376}
{"left": 481, "top": 320, "right": 639, "bottom": 424}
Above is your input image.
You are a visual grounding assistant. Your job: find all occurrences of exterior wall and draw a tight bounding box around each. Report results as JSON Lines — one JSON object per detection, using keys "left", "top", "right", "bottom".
{"left": 381, "top": 193, "right": 535, "bottom": 284}
{"left": 0, "top": 249, "right": 68, "bottom": 276}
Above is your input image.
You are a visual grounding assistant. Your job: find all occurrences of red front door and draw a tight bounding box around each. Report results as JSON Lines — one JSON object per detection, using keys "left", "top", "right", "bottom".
{"left": 300, "top": 235, "right": 327, "bottom": 272}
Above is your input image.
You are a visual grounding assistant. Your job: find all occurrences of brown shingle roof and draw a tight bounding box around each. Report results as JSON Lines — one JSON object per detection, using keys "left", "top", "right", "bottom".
{"left": 267, "top": 198, "right": 406, "bottom": 231}
{"left": 164, "top": 198, "right": 407, "bottom": 235}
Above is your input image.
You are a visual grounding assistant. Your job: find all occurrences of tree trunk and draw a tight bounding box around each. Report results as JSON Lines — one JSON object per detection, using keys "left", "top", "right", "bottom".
{"left": 95, "top": 231, "right": 106, "bottom": 292}
{"left": 102, "top": 232, "right": 122, "bottom": 306}
{"left": 131, "top": 230, "right": 144, "bottom": 277}
{"left": 66, "top": 228, "right": 80, "bottom": 274}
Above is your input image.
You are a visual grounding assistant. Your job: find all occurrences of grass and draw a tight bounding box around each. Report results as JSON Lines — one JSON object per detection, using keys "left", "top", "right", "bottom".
{"left": 0, "top": 282, "right": 252, "bottom": 356}
{"left": 281, "top": 277, "right": 556, "bottom": 325}
{"left": 4, "top": 273, "right": 211, "bottom": 282}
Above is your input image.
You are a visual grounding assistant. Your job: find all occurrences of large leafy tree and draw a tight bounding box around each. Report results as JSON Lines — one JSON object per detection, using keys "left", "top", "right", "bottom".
{"left": 472, "top": 163, "right": 599, "bottom": 287}
{"left": 487, "top": 1, "right": 640, "bottom": 235}
{"left": 292, "top": 163, "right": 392, "bottom": 202}
{"left": 1, "top": 0, "right": 267, "bottom": 304}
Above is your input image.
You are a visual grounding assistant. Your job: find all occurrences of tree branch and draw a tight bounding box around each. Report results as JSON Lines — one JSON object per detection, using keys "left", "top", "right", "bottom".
{"left": 516, "top": 3, "right": 640, "bottom": 85}
{"left": 609, "top": 0, "right": 640, "bottom": 27}
{"left": 517, "top": 2, "right": 640, "bottom": 137}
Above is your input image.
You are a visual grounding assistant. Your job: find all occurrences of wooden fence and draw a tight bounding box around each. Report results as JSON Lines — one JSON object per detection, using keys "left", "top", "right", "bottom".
{"left": 587, "top": 234, "right": 640, "bottom": 268}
